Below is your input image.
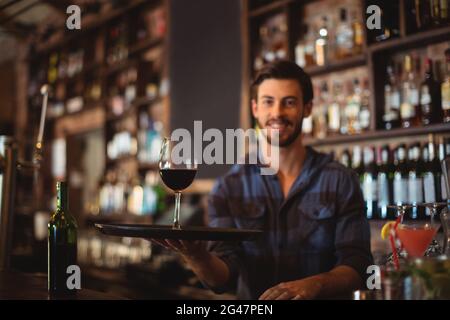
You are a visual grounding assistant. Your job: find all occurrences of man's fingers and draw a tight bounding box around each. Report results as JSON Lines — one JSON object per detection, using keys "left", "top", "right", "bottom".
{"left": 149, "top": 238, "right": 170, "bottom": 249}
{"left": 259, "top": 288, "right": 283, "bottom": 300}
{"left": 275, "top": 291, "right": 292, "bottom": 300}
{"left": 165, "top": 239, "right": 184, "bottom": 251}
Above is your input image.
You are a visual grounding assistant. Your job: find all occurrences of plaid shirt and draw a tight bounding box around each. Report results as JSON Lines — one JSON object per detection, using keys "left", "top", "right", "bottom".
{"left": 207, "top": 147, "right": 373, "bottom": 299}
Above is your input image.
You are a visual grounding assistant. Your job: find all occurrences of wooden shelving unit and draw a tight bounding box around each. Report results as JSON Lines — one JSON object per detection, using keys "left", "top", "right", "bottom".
{"left": 242, "top": 0, "right": 450, "bottom": 150}
{"left": 23, "top": 0, "right": 170, "bottom": 227}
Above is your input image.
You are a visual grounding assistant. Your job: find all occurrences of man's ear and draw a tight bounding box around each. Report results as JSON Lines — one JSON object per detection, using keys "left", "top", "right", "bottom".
{"left": 251, "top": 99, "right": 258, "bottom": 118}
{"left": 303, "top": 101, "right": 313, "bottom": 118}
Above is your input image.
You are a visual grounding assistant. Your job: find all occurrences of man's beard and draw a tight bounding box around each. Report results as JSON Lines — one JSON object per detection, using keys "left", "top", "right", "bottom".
{"left": 256, "top": 112, "right": 304, "bottom": 147}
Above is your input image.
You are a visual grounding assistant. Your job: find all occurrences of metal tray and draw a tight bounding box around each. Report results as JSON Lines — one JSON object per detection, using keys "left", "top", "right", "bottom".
{"left": 95, "top": 223, "right": 263, "bottom": 241}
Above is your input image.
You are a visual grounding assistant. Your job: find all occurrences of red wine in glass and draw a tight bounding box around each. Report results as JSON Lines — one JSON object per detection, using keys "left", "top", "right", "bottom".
{"left": 159, "top": 168, "right": 197, "bottom": 192}
{"left": 159, "top": 138, "right": 198, "bottom": 228}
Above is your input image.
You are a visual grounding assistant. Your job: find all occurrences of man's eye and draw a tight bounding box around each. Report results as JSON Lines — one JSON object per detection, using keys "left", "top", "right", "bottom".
{"left": 284, "top": 99, "right": 297, "bottom": 107}
{"left": 262, "top": 99, "right": 273, "bottom": 106}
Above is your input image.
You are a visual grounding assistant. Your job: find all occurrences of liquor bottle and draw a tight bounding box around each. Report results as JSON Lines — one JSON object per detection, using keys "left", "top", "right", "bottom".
{"left": 377, "top": 145, "right": 394, "bottom": 219}
{"left": 407, "top": 143, "right": 424, "bottom": 219}
{"left": 362, "top": 146, "right": 378, "bottom": 219}
{"left": 360, "top": 78, "right": 371, "bottom": 131}
{"left": 352, "top": 145, "right": 363, "bottom": 181}
{"left": 423, "top": 136, "right": 442, "bottom": 215}
{"left": 335, "top": 8, "right": 354, "bottom": 59}
{"left": 345, "top": 79, "right": 362, "bottom": 135}
{"left": 421, "top": 58, "right": 442, "bottom": 125}
{"left": 339, "top": 149, "right": 352, "bottom": 168}
{"left": 351, "top": 9, "right": 364, "bottom": 55}
{"left": 400, "top": 55, "right": 421, "bottom": 128}
{"left": 327, "top": 82, "right": 342, "bottom": 135}
{"left": 393, "top": 144, "right": 409, "bottom": 207}
{"left": 442, "top": 48, "right": 450, "bottom": 123}
{"left": 413, "top": 0, "right": 432, "bottom": 30}
{"left": 383, "top": 64, "right": 401, "bottom": 130}
{"left": 430, "top": 0, "right": 441, "bottom": 25}
{"left": 315, "top": 16, "right": 329, "bottom": 66}
{"left": 295, "top": 24, "right": 315, "bottom": 68}
{"left": 48, "top": 181, "right": 78, "bottom": 295}
{"left": 313, "top": 82, "right": 328, "bottom": 139}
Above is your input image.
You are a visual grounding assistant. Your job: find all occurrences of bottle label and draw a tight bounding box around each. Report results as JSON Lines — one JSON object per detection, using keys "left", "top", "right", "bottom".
{"left": 328, "top": 103, "right": 340, "bottom": 130}
{"left": 400, "top": 102, "right": 415, "bottom": 118}
{"left": 408, "top": 175, "right": 423, "bottom": 204}
{"left": 360, "top": 109, "right": 370, "bottom": 129}
{"left": 442, "top": 82, "right": 450, "bottom": 110}
{"left": 423, "top": 172, "right": 436, "bottom": 203}
{"left": 393, "top": 175, "right": 408, "bottom": 204}
{"left": 420, "top": 92, "right": 431, "bottom": 106}
{"left": 410, "top": 89, "right": 419, "bottom": 105}
{"left": 363, "top": 175, "right": 378, "bottom": 201}
{"left": 377, "top": 173, "right": 390, "bottom": 205}
{"left": 391, "top": 92, "right": 400, "bottom": 109}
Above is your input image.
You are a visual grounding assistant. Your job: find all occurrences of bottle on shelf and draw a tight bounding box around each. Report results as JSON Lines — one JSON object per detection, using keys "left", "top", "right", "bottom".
{"left": 359, "top": 78, "right": 371, "bottom": 132}
{"left": 295, "top": 24, "right": 315, "bottom": 68}
{"left": 327, "top": 81, "right": 342, "bottom": 135}
{"left": 393, "top": 144, "right": 409, "bottom": 208}
{"left": 351, "top": 145, "right": 363, "bottom": 181}
{"left": 339, "top": 149, "right": 352, "bottom": 168}
{"left": 345, "top": 78, "right": 362, "bottom": 135}
{"left": 420, "top": 58, "right": 442, "bottom": 125}
{"left": 361, "top": 146, "right": 378, "bottom": 219}
{"left": 48, "top": 181, "right": 78, "bottom": 295}
{"left": 413, "top": 0, "right": 432, "bottom": 31}
{"left": 407, "top": 143, "right": 425, "bottom": 219}
{"left": 376, "top": 145, "right": 393, "bottom": 219}
{"left": 313, "top": 82, "right": 328, "bottom": 139}
{"left": 422, "top": 136, "right": 442, "bottom": 215}
{"left": 383, "top": 63, "right": 401, "bottom": 130}
{"left": 400, "top": 55, "right": 421, "bottom": 128}
{"left": 335, "top": 8, "right": 354, "bottom": 60}
{"left": 351, "top": 9, "right": 364, "bottom": 55}
{"left": 315, "top": 16, "right": 329, "bottom": 66}
{"left": 442, "top": 48, "right": 450, "bottom": 123}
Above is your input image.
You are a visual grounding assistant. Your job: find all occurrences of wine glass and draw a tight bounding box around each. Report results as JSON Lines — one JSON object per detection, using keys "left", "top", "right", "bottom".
{"left": 394, "top": 204, "right": 440, "bottom": 258}
{"left": 158, "top": 137, "right": 197, "bottom": 229}
{"left": 418, "top": 202, "right": 447, "bottom": 256}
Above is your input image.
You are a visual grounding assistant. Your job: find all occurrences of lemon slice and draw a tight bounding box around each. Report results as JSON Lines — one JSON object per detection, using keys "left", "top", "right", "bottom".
{"left": 381, "top": 221, "right": 396, "bottom": 240}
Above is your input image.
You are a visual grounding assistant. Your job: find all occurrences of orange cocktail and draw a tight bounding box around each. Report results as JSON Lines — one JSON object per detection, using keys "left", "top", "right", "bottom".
{"left": 396, "top": 224, "right": 439, "bottom": 257}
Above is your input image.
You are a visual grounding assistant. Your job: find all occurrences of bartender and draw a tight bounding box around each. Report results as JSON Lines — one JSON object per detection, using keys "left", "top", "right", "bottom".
{"left": 150, "top": 60, "right": 373, "bottom": 300}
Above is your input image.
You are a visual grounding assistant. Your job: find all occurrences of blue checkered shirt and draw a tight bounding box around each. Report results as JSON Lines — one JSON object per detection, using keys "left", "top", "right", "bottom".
{"left": 207, "top": 147, "right": 373, "bottom": 299}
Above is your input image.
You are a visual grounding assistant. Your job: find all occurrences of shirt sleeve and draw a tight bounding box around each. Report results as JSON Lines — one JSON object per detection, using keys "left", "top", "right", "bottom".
{"left": 334, "top": 170, "right": 374, "bottom": 282}
{"left": 203, "top": 178, "right": 244, "bottom": 294}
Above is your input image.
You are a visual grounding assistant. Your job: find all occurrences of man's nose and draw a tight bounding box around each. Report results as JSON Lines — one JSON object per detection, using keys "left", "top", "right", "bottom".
{"left": 270, "top": 101, "right": 284, "bottom": 118}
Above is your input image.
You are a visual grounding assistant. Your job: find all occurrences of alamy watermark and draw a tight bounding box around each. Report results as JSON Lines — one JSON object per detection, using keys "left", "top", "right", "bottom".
{"left": 64, "top": 4, "right": 383, "bottom": 31}
{"left": 168, "top": 121, "right": 280, "bottom": 175}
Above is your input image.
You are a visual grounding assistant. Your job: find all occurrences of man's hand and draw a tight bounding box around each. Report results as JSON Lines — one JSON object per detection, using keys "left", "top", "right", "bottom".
{"left": 259, "top": 278, "right": 322, "bottom": 300}
{"left": 148, "top": 238, "right": 231, "bottom": 289}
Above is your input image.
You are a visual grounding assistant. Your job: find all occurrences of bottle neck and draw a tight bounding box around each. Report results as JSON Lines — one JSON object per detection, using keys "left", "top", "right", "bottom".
{"left": 56, "top": 183, "right": 68, "bottom": 212}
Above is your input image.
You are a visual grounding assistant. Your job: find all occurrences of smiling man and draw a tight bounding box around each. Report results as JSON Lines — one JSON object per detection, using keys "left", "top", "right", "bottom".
{"left": 151, "top": 60, "right": 373, "bottom": 300}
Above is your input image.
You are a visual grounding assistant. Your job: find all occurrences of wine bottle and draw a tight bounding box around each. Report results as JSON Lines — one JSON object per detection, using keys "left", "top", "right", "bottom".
{"left": 48, "top": 181, "right": 78, "bottom": 295}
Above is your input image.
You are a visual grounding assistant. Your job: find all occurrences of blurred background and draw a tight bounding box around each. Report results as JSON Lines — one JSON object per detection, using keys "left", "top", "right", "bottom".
{"left": 0, "top": 0, "right": 450, "bottom": 299}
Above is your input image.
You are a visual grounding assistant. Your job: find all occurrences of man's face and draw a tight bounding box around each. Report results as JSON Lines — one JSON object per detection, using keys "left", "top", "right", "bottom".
{"left": 252, "top": 79, "right": 312, "bottom": 147}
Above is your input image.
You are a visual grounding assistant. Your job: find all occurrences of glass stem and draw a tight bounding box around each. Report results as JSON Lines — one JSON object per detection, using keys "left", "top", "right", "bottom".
{"left": 173, "top": 192, "right": 181, "bottom": 229}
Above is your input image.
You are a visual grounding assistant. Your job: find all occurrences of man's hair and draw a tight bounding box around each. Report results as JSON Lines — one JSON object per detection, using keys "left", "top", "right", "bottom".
{"left": 251, "top": 60, "right": 313, "bottom": 104}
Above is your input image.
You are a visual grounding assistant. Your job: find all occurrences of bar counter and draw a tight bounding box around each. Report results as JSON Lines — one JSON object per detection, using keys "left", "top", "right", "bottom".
{"left": 0, "top": 270, "right": 125, "bottom": 300}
